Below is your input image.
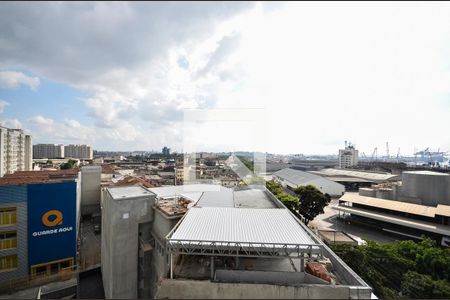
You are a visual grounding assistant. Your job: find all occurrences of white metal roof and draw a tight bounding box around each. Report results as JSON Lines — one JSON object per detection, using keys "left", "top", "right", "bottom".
{"left": 169, "top": 207, "right": 316, "bottom": 245}
{"left": 196, "top": 188, "right": 235, "bottom": 208}
{"left": 436, "top": 204, "right": 450, "bottom": 217}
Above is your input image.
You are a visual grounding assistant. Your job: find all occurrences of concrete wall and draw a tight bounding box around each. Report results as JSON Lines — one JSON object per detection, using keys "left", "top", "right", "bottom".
{"left": 215, "top": 270, "right": 328, "bottom": 285}
{"left": 155, "top": 279, "right": 372, "bottom": 299}
{"left": 80, "top": 166, "right": 101, "bottom": 216}
{"left": 402, "top": 172, "right": 450, "bottom": 206}
{"left": 101, "top": 189, "right": 155, "bottom": 299}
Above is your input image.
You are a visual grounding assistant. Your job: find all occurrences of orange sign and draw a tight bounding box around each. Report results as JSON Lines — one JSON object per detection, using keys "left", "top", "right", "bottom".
{"left": 42, "top": 210, "right": 63, "bottom": 227}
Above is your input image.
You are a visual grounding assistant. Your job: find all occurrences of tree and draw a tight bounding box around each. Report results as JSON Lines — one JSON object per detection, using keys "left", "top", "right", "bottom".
{"left": 401, "top": 271, "right": 450, "bottom": 299}
{"left": 293, "top": 185, "right": 330, "bottom": 225}
{"left": 60, "top": 159, "right": 77, "bottom": 170}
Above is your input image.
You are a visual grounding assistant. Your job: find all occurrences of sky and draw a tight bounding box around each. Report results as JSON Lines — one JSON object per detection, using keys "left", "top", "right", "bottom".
{"left": 0, "top": 2, "right": 449, "bottom": 155}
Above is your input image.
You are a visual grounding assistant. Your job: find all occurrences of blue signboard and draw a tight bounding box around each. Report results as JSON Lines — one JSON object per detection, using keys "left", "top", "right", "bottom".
{"left": 27, "top": 181, "right": 77, "bottom": 267}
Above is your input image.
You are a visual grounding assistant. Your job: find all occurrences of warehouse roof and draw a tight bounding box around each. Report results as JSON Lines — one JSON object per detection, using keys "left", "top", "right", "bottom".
{"left": 339, "top": 193, "right": 436, "bottom": 218}
{"left": 169, "top": 207, "right": 319, "bottom": 247}
{"left": 436, "top": 204, "right": 450, "bottom": 217}
{"left": 333, "top": 205, "right": 450, "bottom": 236}
{"left": 311, "top": 168, "right": 399, "bottom": 182}
{"left": 403, "top": 170, "right": 449, "bottom": 176}
{"left": 273, "top": 168, "right": 344, "bottom": 191}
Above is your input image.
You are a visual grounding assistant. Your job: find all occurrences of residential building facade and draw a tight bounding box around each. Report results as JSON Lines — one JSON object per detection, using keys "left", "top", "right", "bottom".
{"left": 64, "top": 144, "right": 93, "bottom": 160}
{"left": 338, "top": 143, "right": 358, "bottom": 168}
{"left": 33, "top": 144, "right": 64, "bottom": 159}
{"left": 0, "top": 126, "right": 32, "bottom": 177}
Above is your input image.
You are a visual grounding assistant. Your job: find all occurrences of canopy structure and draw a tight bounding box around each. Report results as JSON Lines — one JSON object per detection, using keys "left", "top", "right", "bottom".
{"left": 166, "top": 207, "right": 323, "bottom": 259}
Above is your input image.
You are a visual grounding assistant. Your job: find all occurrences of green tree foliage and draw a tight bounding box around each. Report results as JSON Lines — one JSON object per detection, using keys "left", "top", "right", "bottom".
{"left": 60, "top": 159, "right": 77, "bottom": 170}
{"left": 401, "top": 271, "right": 450, "bottom": 299}
{"left": 293, "top": 185, "right": 331, "bottom": 225}
{"left": 331, "top": 239, "right": 450, "bottom": 299}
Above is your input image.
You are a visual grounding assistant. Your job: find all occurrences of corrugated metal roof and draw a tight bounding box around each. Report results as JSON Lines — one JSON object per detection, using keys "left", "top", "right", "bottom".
{"left": 170, "top": 207, "right": 316, "bottom": 245}
{"left": 312, "top": 168, "right": 399, "bottom": 182}
{"left": 272, "top": 168, "right": 345, "bottom": 195}
{"left": 436, "top": 204, "right": 450, "bottom": 217}
{"left": 340, "top": 193, "right": 436, "bottom": 218}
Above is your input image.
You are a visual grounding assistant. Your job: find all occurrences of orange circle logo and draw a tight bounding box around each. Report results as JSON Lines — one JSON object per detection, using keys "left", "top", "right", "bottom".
{"left": 42, "top": 210, "right": 63, "bottom": 227}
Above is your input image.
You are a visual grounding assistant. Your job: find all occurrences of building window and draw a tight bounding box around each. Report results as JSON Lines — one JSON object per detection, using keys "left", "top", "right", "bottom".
{"left": 0, "top": 255, "right": 18, "bottom": 271}
{"left": 0, "top": 231, "right": 17, "bottom": 250}
{"left": 0, "top": 208, "right": 17, "bottom": 226}
{"left": 31, "top": 257, "right": 74, "bottom": 278}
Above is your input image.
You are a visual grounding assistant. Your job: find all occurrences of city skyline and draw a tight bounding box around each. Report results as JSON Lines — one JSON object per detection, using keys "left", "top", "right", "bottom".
{"left": 1, "top": 2, "right": 450, "bottom": 155}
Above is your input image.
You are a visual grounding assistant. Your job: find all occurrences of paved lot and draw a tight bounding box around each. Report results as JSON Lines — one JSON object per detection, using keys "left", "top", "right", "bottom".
{"left": 309, "top": 199, "right": 400, "bottom": 244}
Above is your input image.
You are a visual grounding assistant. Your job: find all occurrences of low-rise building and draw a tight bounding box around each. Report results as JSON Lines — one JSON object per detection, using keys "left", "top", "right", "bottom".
{"left": 0, "top": 170, "right": 80, "bottom": 287}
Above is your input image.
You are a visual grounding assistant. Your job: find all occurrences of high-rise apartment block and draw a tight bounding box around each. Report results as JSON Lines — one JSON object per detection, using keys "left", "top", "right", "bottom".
{"left": 0, "top": 126, "right": 32, "bottom": 177}
{"left": 33, "top": 144, "right": 64, "bottom": 159}
{"left": 64, "top": 144, "right": 93, "bottom": 160}
{"left": 338, "top": 141, "right": 358, "bottom": 168}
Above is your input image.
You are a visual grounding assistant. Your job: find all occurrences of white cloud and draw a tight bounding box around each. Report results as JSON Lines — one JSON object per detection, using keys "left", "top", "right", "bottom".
{"left": 0, "top": 71, "right": 40, "bottom": 90}
{"left": 28, "top": 115, "right": 54, "bottom": 126}
{"left": 0, "top": 118, "right": 22, "bottom": 129}
{"left": 0, "top": 100, "right": 9, "bottom": 113}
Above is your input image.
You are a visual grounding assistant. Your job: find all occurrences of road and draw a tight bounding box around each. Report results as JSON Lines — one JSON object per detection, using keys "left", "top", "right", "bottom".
{"left": 309, "top": 199, "right": 399, "bottom": 244}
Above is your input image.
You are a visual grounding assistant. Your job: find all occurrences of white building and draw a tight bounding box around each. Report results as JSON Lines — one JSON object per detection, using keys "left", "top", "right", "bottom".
{"left": 33, "top": 143, "right": 64, "bottom": 159}
{"left": 338, "top": 142, "right": 358, "bottom": 168}
{"left": 64, "top": 144, "right": 93, "bottom": 159}
{"left": 0, "top": 126, "right": 33, "bottom": 177}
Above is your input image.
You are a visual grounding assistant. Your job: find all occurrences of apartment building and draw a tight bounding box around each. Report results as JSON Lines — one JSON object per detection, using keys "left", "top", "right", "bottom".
{"left": 64, "top": 144, "right": 93, "bottom": 160}
{"left": 33, "top": 144, "right": 64, "bottom": 159}
{"left": 338, "top": 142, "right": 358, "bottom": 169}
{"left": 0, "top": 126, "right": 32, "bottom": 177}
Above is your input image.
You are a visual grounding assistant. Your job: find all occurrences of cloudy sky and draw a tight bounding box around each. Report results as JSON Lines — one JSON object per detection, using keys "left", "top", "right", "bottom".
{"left": 0, "top": 2, "right": 449, "bottom": 155}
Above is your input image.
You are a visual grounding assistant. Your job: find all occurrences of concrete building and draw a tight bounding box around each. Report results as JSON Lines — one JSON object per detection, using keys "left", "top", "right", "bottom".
{"left": 0, "top": 126, "right": 32, "bottom": 177}
{"left": 80, "top": 166, "right": 101, "bottom": 216}
{"left": 0, "top": 170, "right": 80, "bottom": 286}
{"left": 64, "top": 145, "right": 93, "bottom": 160}
{"left": 33, "top": 144, "right": 64, "bottom": 159}
{"left": 334, "top": 170, "right": 450, "bottom": 246}
{"left": 101, "top": 184, "right": 372, "bottom": 299}
{"left": 174, "top": 167, "right": 183, "bottom": 185}
{"left": 273, "top": 168, "right": 345, "bottom": 197}
{"left": 101, "top": 187, "right": 155, "bottom": 299}
{"left": 338, "top": 143, "right": 358, "bottom": 168}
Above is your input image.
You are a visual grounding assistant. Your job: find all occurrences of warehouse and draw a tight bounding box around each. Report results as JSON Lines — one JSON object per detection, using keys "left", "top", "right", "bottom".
{"left": 334, "top": 171, "right": 450, "bottom": 246}
{"left": 273, "top": 168, "right": 345, "bottom": 197}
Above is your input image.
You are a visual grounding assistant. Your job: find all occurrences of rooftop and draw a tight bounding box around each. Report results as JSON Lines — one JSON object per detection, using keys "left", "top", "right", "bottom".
{"left": 107, "top": 186, "right": 154, "bottom": 200}
{"left": 311, "top": 168, "right": 399, "bottom": 182}
{"left": 168, "top": 207, "right": 321, "bottom": 254}
{"left": 403, "top": 170, "right": 449, "bottom": 176}
{"left": 339, "top": 193, "right": 437, "bottom": 218}
{"left": 0, "top": 170, "right": 79, "bottom": 185}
